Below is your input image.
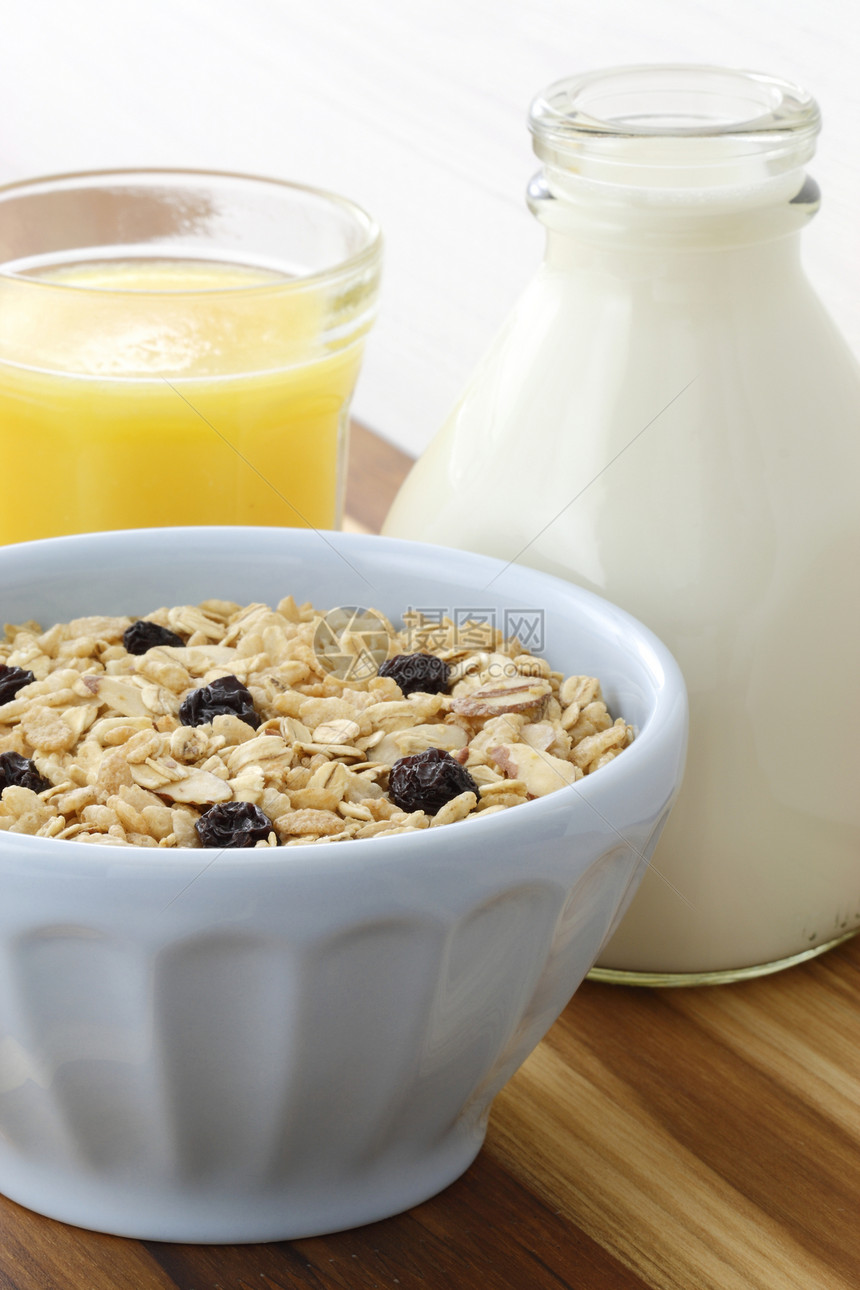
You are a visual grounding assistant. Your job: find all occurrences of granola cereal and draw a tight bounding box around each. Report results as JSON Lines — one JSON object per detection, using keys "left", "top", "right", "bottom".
{"left": 0, "top": 600, "right": 633, "bottom": 848}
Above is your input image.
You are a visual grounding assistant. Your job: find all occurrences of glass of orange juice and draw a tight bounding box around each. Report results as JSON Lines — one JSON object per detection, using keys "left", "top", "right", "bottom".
{"left": 0, "top": 169, "right": 381, "bottom": 543}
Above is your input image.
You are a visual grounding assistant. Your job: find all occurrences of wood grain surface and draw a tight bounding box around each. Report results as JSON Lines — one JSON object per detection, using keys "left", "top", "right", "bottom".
{"left": 0, "top": 430, "right": 857, "bottom": 1290}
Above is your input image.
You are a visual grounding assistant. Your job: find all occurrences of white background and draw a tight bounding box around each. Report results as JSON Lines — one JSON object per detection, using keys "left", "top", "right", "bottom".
{"left": 1, "top": 0, "right": 858, "bottom": 456}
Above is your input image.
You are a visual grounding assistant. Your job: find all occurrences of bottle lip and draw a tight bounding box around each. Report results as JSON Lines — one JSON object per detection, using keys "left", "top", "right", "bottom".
{"left": 529, "top": 65, "right": 821, "bottom": 189}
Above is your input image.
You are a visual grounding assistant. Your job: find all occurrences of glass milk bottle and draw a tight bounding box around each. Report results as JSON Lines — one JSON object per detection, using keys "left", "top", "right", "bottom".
{"left": 384, "top": 66, "right": 860, "bottom": 984}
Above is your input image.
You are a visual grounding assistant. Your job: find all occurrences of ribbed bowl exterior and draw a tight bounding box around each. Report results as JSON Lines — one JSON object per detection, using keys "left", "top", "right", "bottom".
{"left": 0, "top": 528, "right": 686, "bottom": 1240}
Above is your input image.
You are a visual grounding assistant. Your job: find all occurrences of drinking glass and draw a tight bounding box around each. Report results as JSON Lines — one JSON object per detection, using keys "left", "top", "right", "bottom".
{"left": 0, "top": 169, "right": 381, "bottom": 542}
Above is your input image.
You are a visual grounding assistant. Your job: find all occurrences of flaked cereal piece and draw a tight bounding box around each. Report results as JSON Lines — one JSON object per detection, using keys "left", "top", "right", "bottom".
{"left": 337, "top": 801, "right": 374, "bottom": 822}
{"left": 67, "top": 615, "right": 130, "bottom": 642}
{"left": 81, "top": 674, "right": 151, "bottom": 718}
{"left": 229, "top": 766, "right": 266, "bottom": 802}
{"left": 58, "top": 634, "right": 99, "bottom": 660}
{"left": 166, "top": 605, "right": 226, "bottom": 641}
{"left": 359, "top": 797, "right": 400, "bottom": 821}
{"left": 365, "top": 824, "right": 426, "bottom": 838}
{"left": 522, "top": 719, "right": 572, "bottom": 760}
{"left": 276, "top": 594, "right": 303, "bottom": 623}
{"left": 37, "top": 816, "right": 67, "bottom": 838}
{"left": 140, "top": 683, "right": 181, "bottom": 718}
{"left": 0, "top": 786, "right": 53, "bottom": 834}
{"left": 161, "top": 644, "right": 238, "bottom": 676}
{"left": 20, "top": 707, "right": 81, "bottom": 754}
{"left": 221, "top": 653, "right": 270, "bottom": 680}
{"left": 358, "top": 696, "right": 446, "bottom": 738}
{"left": 0, "top": 729, "right": 26, "bottom": 755}
{"left": 430, "top": 791, "right": 477, "bottom": 827}
{"left": 210, "top": 712, "right": 260, "bottom": 746}
{"left": 34, "top": 623, "right": 66, "bottom": 658}
{"left": 170, "top": 808, "right": 201, "bottom": 848}
{"left": 292, "top": 739, "right": 361, "bottom": 759}
{"left": 306, "top": 760, "right": 350, "bottom": 795}
{"left": 290, "top": 787, "right": 343, "bottom": 812}
{"left": 56, "top": 821, "right": 91, "bottom": 838}
{"left": 23, "top": 686, "right": 78, "bottom": 711}
{"left": 272, "top": 692, "right": 305, "bottom": 720}
{"left": 272, "top": 660, "right": 311, "bottom": 688}
{"left": 134, "top": 650, "right": 193, "bottom": 693}
{"left": 138, "top": 803, "right": 175, "bottom": 841}
{"left": 365, "top": 674, "right": 402, "bottom": 701}
{"left": 4, "top": 646, "right": 51, "bottom": 682}
{"left": 519, "top": 720, "right": 555, "bottom": 752}
{"left": 298, "top": 696, "right": 362, "bottom": 730}
{"left": 260, "top": 787, "right": 292, "bottom": 821}
{"left": 477, "top": 790, "right": 529, "bottom": 810}
{"left": 88, "top": 716, "right": 154, "bottom": 746}
{"left": 466, "top": 802, "right": 508, "bottom": 818}
{"left": 82, "top": 803, "right": 120, "bottom": 831}
{"left": 313, "top": 761, "right": 385, "bottom": 803}
{"left": 3, "top": 620, "right": 42, "bottom": 643}
{"left": 571, "top": 719, "right": 633, "bottom": 773}
{"left": 489, "top": 743, "right": 582, "bottom": 796}
{"left": 60, "top": 703, "right": 100, "bottom": 742}
{"left": 49, "top": 784, "right": 100, "bottom": 817}
{"left": 452, "top": 676, "right": 552, "bottom": 720}
{"left": 277, "top": 715, "right": 313, "bottom": 745}
{"left": 121, "top": 730, "right": 167, "bottom": 764}
{"left": 76, "top": 832, "right": 134, "bottom": 846}
{"left": 125, "top": 831, "right": 159, "bottom": 847}
{"left": 108, "top": 793, "right": 150, "bottom": 836}
{"left": 513, "top": 653, "right": 553, "bottom": 681}
{"left": 478, "top": 777, "right": 529, "bottom": 798}
{"left": 285, "top": 766, "right": 312, "bottom": 790}
{"left": 274, "top": 808, "right": 345, "bottom": 840}
{"left": 120, "top": 782, "right": 171, "bottom": 811}
{"left": 464, "top": 713, "right": 527, "bottom": 760}
{"left": 466, "top": 763, "right": 505, "bottom": 786}
{"left": 153, "top": 767, "right": 232, "bottom": 804}
{"left": 312, "top": 718, "right": 362, "bottom": 746}
{"left": 225, "top": 734, "right": 291, "bottom": 774}
{"left": 354, "top": 810, "right": 429, "bottom": 838}
{"left": 559, "top": 675, "right": 602, "bottom": 709}
{"left": 566, "top": 701, "right": 613, "bottom": 744}
{"left": 370, "top": 721, "right": 467, "bottom": 767}
{"left": 198, "top": 599, "right": 241, "bottom": 620}
{"left": 169, "top": 725, "right": 215, "bottom": 763}
{"left": 234, "top": 629, "right": 264, "bottom": 658}
{"left": 18, "top": 667, "right": 85, "bottom": 699}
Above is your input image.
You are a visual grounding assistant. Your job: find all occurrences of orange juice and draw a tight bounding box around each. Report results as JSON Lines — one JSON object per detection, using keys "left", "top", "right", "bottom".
{"left": 0, "top": 258, "right": 369, "bottom": 542}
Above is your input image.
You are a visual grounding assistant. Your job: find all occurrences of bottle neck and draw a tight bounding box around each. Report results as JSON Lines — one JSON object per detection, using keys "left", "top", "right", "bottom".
{"left": 527, "top": 66, "right": 821, "bottom": 252}
{"left": 528, "top": 167, "right": 819, "bottom": 253}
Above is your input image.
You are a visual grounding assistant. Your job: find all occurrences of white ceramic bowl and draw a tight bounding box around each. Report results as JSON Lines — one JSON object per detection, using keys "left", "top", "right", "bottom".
{"left": 0, "top": 527, "right": 686, "bottom": 1242}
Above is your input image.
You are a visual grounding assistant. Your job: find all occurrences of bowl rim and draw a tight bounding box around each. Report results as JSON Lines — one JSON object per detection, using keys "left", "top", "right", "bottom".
{"left": 0, "top": 526, "right": 687, "bottom": 873}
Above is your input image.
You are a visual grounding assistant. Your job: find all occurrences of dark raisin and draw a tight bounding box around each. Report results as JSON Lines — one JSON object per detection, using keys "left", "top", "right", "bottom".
{"left": 0, "top": 664, "right": 36, "bottom": 706}
{"left": 388, "top": 747, "right": 479, "bottom": 816}
{"left": 179, "top": 675, "right": 260, "bottom": 729}
{"left": 378, "top": 653, "right": 450, "bottom": 697}
{"left": 123, "top": 620, "right": 185, "bottom": 654}
{"left": 196, "top": 801, "right": 274, "bottom": 848}
{"left": 0, "top": 751, "right": 51, "bottom": 794}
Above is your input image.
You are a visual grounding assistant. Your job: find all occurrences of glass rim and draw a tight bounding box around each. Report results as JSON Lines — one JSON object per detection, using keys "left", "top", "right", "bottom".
{"left": 0, "top": 166, "right": 382, "bottom": 295}
{"left": 530, "top": 64, "right": 821, "bottom": 145}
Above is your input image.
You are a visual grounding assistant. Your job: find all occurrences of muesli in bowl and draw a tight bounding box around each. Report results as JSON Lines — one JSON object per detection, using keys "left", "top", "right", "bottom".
{"left": 0, "top": 592, "right": 633, "bottom": 850}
